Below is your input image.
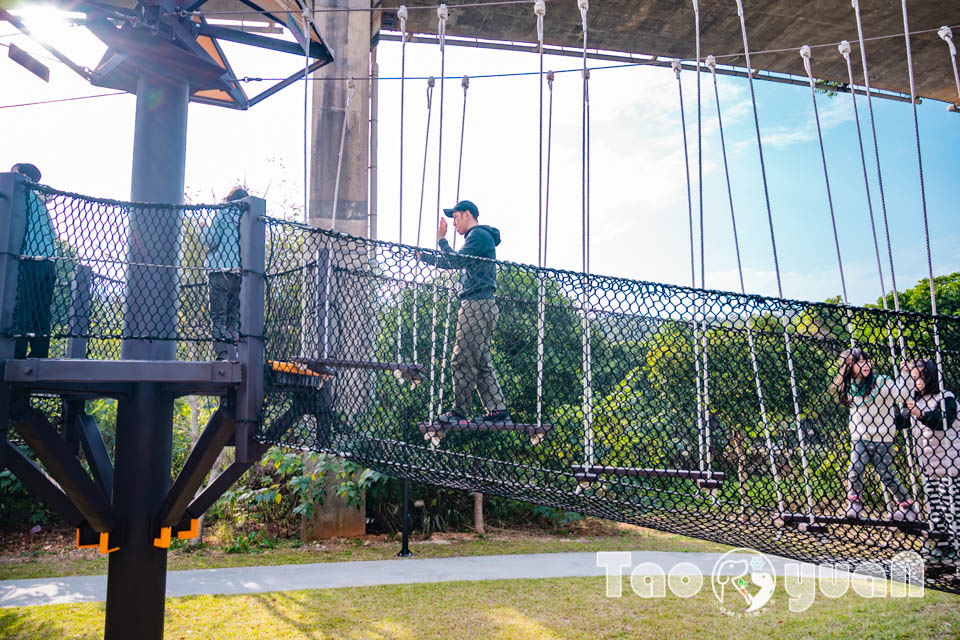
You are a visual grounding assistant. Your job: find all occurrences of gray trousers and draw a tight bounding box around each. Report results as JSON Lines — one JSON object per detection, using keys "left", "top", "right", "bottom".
{"left": 451, "top": 298, "right": 506, "bottom": 416}
{"left": 209, "top": 271, "right": 240, "bottom": 360}
{"left": 848, "top": 440, "right": 911, "bottom": 504}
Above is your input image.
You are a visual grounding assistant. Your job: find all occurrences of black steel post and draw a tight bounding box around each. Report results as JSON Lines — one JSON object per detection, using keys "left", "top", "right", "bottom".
{"left": 105, "top": 73, "right": 188, "bottom": 640}
{"left": 0, "top": 172, "right": 26, "bottom": 470}
{"left": 398, "top": 477, "right": 413, "bottom": 557}
{"left": 104, "top": 384, "right": 174, "bottom": 640}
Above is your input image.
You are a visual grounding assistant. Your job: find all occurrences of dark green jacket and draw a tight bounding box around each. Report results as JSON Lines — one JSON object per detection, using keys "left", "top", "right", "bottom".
{"left": 421, "top": 224, "right": 500, "bottom": 300}
{"left": 23, "top": 191, "right": 57, "bottom": 258}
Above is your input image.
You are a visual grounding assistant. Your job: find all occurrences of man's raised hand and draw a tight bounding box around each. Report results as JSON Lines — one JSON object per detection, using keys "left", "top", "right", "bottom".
{"left": 438, "top": 218, "right": 448, "bottom": 242}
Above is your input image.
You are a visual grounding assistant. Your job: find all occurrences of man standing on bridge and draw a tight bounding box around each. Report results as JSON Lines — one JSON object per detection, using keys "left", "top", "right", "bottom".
{"left": 420, "top": 200, "right": 511, "bottom": 426}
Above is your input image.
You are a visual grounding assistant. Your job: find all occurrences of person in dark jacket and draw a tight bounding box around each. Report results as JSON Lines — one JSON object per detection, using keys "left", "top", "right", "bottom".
{"left": 199, "top": 187, "right": 245, "bottom": 360}
{"left": 420, "top": 200, "right": 510, "bottom": 425}
{"left": 11, "top": 163, "right": 57, "bottom": 359}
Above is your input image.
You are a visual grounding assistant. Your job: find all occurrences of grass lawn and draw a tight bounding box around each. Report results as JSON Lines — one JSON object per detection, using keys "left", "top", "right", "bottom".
{"left": 0, "top": 523, "right": 730, "bottom": 581}
{"left": 1, "top": 576, "right": 958, "bottom": 639}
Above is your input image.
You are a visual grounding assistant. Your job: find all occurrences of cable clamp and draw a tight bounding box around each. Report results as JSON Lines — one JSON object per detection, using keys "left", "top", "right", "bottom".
{"left": 705, "top": 54, "right": 716, "bottom": 73}
{"left": 799, "top": 45, "right": 813, "bottom": 79}
{"left": 535, "top": 0, "right": 545, "bottom": 44}
{"left": 940, "top": 26, "right": 957, "bottom": 56}
{"left": 426, "top": 76, "right": 435, "bottom": 108}
{"left": 398, "top": 4, "right": 408, "bottom": 42}
{"left": 546, "top": 70, "right": 555, "bottom": 85}
{"left": 838, "top": 40, "right": 851, "bottom": 59}
{"left": 671, "top": 59, "right": 682, "bottom": 78}
{"left": 461, "top": 75, "right": 470, "bottom": 91}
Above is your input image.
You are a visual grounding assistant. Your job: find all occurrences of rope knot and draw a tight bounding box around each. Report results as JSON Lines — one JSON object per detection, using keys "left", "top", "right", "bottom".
{"left": 799, "top": 45, "right": 813, "bottom": 79}
{"left": 940, "top": 26, "right": 957, "bottom": 56}
{"left": 671, "top": 59, "right": 682, "bottom": 78}
{"left": 578, "top": 0, "right": 588, "bottom": 33}
{"left": 735, "top": 0, "right": 744, "bottom": 17}
{"left": 437, "top": 4, "right": 448, "bottom": 50}
{"left": 535, "top": 0, "right": 545, "bottom": 44}
{"left": 461, "top": 75, "right": 470, "bottom": 91}
{"left": 838, "top": 39, "right": 851, "bottom": 59}
{"left": 398, "top": 4, "right": 408, "bottom": 40}
{"left": 705, "top": 54, "right": 716, "bottom": 73}
{"left": 546, "top": 70, "right": 555, "bottom": 84}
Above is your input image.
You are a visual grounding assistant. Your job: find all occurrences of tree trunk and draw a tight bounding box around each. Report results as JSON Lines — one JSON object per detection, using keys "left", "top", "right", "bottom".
{"left": 473, "top": 492, "right": 485, "bottom": 535}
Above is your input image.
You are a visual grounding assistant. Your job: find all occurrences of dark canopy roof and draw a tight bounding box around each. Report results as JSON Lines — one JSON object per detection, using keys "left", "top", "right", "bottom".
{"left": 380, "top": 0, "right": 960, "bottom": 103}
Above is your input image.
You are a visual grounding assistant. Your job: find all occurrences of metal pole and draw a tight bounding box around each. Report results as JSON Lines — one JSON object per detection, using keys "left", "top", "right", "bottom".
{"left": 122, "top": 74, "right": 187, "bottom": 362}
{"left": 105, "top": 73, "right": 188, "bottom": 640}
{"left": 398, "top": 477, "right": 413, "bottom": 557}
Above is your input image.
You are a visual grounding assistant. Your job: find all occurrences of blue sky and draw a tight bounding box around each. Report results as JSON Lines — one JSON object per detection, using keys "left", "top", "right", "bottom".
{"left": 3, "top": 7, "right": 958, "bottom": 308}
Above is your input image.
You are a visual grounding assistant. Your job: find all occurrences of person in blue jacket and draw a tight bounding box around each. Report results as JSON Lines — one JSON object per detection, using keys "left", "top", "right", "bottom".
{"left": 199, "top": 187, "right": 245, "bottom": 360}
{"left": 420, "top": 200, "right": 510, "bottom": 425}
{"left": 11, "top": 163, "right": 57, "bottom": 359}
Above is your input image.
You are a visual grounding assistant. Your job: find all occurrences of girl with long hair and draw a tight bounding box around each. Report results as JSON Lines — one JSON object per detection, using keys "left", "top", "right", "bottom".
{"left": 905, "top": 359, "right": 960, "bottom": 560}
{"left": 834, "top": 348, "right": 917, "bottom": 521}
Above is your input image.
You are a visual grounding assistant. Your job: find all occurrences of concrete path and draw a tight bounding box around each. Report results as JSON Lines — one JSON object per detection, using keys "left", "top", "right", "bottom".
{"left": 0, "top": 550, "right": 827, "bottom": 608}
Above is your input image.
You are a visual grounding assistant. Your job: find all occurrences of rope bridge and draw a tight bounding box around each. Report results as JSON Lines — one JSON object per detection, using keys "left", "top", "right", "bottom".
{"left": 12, "top": 183, "right": 958, "bottom": 592}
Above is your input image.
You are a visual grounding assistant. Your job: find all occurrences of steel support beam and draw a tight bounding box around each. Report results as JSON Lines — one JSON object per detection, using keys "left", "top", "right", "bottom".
{"left": 12, "top": 407, "right": 115, "bottom": 532}
{"left": 75, "top": 413, "right": 114, "bottom": 498}
{"left": 186, "top": 439, "right": 270, "bottom": 518}
{"left": 155, "top": 408, "right": 234, "bottom": 528}
{"left": 4, "top": 441, "right": 84, "bottom": 527}
{"left": 235, "top": 196, "right": 265, "bottom": 463}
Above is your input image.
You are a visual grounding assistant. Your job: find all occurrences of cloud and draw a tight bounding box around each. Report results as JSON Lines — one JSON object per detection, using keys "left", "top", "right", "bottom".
{"left": 733, "top": 93, "right": 854, "bottom": 151}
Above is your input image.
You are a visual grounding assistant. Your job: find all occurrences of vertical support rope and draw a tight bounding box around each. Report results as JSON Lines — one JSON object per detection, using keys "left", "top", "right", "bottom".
{"left": 736, "top": 0, "right": 815, "bottom": 524}
{"left": 800, "top": 46, "right": 855, "bottom": 346}
{"left": 707, "top": 54, "right": 783, "bottom": 514}
{"left": 578, "top": 0, "right": 593, "bottom": 468}
{"left": 428, "top": 4, "right": 448, "bottom": 422}
{"left": 903, "top": 2, "right": 950, "bottom": 443}
{"left": 838, "top": 40, "right": 898, "bottom": 370}
{"left": 396, "top": 5, "right": 408, "bottom": 363}
{"left": 321, "top": 78, "right": 356, "bottom": 360}
{"left": 302, "top": 9, "right": 312, "bottom": 224}
{"left": 693, "top": 0, "right": 712, "bottom": 474}
{"left": 940, "top": 26, "right": 960, "bottom": 109}
{"left": 437, "top": 75, "right": 469, "bottom": 416}
{"left": 852, "top": 0, "right": 907, "bottom": 359}
{"left": 535, "top": 0, "right": 546, "bottom": 430}
{"left": 543, "top": 70, "right": 555, "bottom": 266}
{"left": 674, "top": 58, "right": 706, "bottom": 474}
{"left": 413, "top": 77, "right": 436, "bottom": 366}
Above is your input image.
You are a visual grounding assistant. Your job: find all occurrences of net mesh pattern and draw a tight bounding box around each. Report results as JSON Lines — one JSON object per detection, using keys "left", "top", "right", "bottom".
{"left": 12, "top": 184, "right": 243, "bottom": 360}
{"left": 7, "top": 185, "right": 959, "bottom": 592}
{"left": 259, "top": 218, "right": 960, "bottom": 593}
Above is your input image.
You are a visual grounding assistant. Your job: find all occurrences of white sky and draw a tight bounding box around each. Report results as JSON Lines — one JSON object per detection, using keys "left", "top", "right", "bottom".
{"left": 2, "top": 5, "right": 958, "bottom": 307}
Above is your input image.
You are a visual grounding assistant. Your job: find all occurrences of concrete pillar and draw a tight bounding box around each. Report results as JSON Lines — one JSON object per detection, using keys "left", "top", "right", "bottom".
{"left": 309, "top": 0, "right": 374, "bottom": 239}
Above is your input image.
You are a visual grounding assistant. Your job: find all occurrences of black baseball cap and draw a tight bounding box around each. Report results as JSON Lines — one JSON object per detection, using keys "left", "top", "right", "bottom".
{"left": 224, "top": 187, "right": 249, "bottom": 202}
{"left": 11, "top": 163, "right": 41, "bottom": 182}
{"left": 443, "top": 199, "right": 479, "bottom": 218}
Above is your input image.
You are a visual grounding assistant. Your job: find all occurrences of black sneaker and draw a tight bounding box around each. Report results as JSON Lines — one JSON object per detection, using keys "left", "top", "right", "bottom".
{"left": 436, "top": 411, "right": 468, "bottom": 425}
{"left": 482, "top": 410, "right": 512, "bottom": 425}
